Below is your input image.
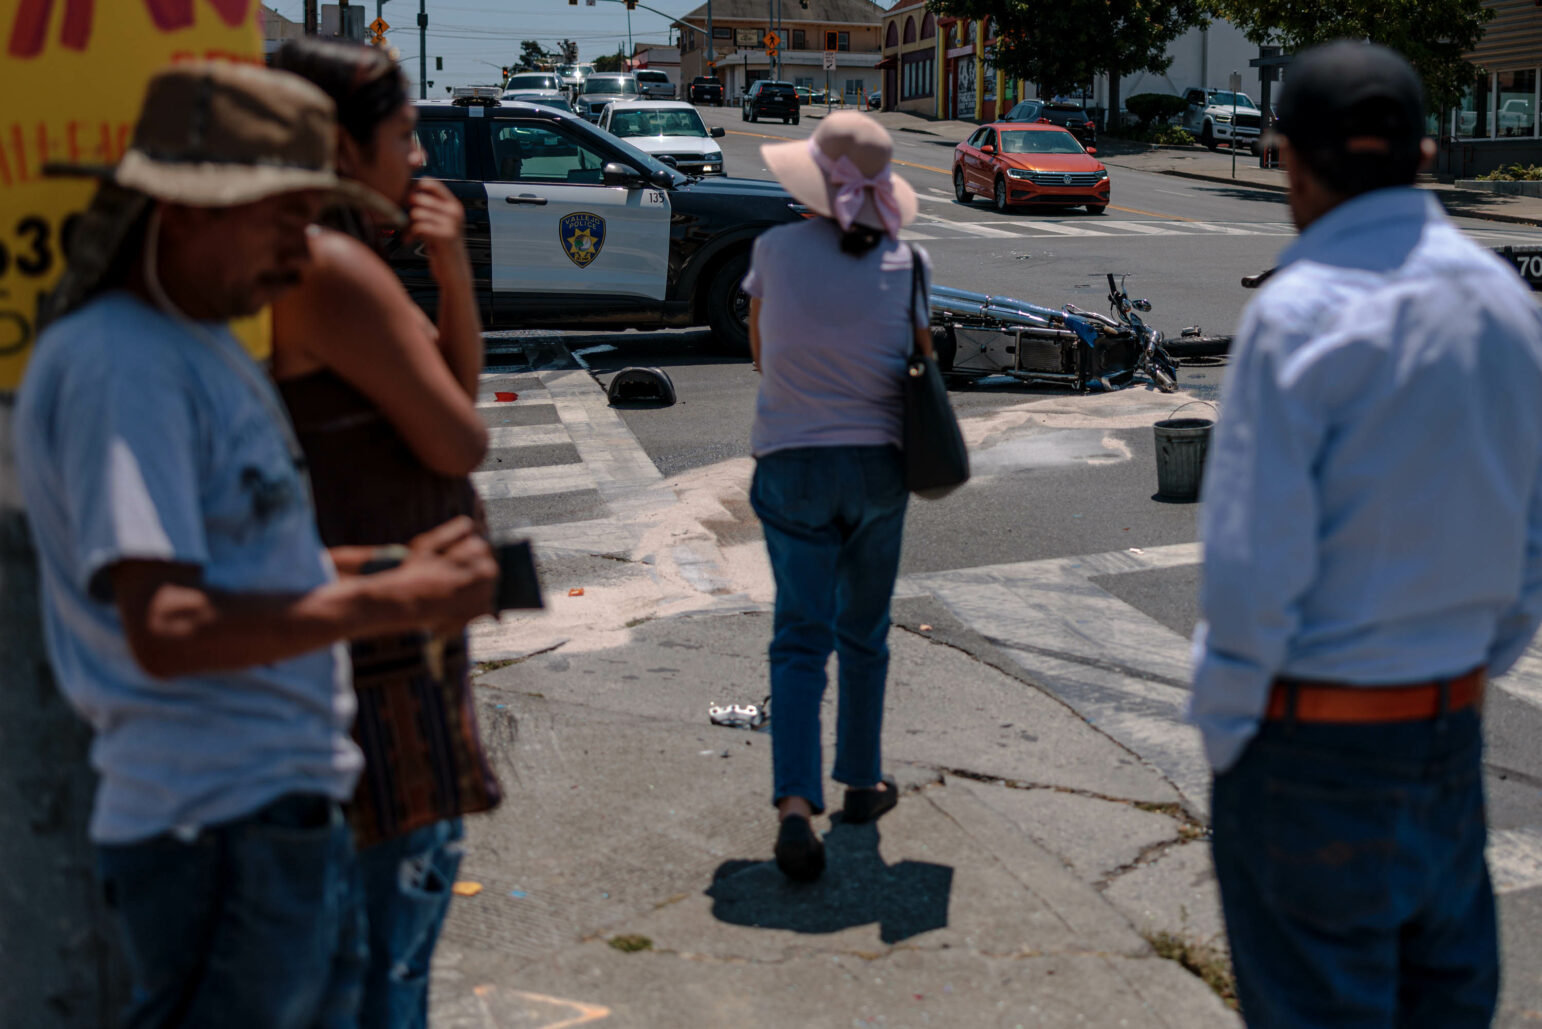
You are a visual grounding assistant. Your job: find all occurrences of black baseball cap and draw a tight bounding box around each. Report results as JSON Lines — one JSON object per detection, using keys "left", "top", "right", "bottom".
{"left": 1273, "top": 41, "right": 1425, "bottom": 161}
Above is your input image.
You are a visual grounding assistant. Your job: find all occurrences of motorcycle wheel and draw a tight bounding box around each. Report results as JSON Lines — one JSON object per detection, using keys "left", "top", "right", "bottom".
{"left": 1163, "top": 333, "right": 1231, "bottom": 358}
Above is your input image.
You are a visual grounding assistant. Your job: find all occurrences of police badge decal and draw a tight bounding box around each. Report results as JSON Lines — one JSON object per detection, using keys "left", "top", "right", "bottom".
{"left": 560, "top": 211, "right": 606, "bottom": 268}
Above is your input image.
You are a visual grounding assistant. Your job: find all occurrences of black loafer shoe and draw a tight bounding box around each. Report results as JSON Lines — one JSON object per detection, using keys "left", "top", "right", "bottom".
{"left": 842, "top": 775, "right": 899, "bottom": 825}
{"left": 774, "top": 814, "right": 826, "bottom": 883}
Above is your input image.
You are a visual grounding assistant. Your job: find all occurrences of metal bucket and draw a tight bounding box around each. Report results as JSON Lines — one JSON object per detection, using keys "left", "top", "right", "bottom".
{"left": 1153, "top": 402, "right": 1216, "bottom": 501}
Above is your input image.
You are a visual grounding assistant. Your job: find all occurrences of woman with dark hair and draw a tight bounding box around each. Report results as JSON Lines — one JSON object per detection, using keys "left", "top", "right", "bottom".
{"left": 269, "top": 37, "right": 498, "bottom": 1028}
{"left": 744, "top": 112, "right": 930, "bottom": 882}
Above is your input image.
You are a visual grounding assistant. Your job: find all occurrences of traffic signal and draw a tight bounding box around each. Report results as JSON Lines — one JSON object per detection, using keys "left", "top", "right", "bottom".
{"left": 436, "top": 56, "right": 443, "bottom": 70}
{"left": 501, "top": 66, "right": 509, "bottom": 81}
{"left": 625, "top": 0, "right": 636, "bottom": 8}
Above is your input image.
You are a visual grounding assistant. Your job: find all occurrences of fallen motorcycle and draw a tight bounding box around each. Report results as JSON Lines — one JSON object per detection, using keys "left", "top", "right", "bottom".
{"left": 930, "top": 273, "right": 1217, "bottom": 393}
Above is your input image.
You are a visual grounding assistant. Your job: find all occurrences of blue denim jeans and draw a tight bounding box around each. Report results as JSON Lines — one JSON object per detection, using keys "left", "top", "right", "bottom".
{"left": 96, "top": 793, "right": 365, "bottom": 1029}
{"left": 1211, "top": 709, "right": 1498, "bottom": 1028}
{"left": 356, "top": 818, "right": 465, "bottom": 1029}
{"left": 750, "top": 445, "right": 909, "bottom": 814}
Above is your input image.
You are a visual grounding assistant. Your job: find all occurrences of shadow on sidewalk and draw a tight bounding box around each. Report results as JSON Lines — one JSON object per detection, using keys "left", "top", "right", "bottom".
{"left": 706, "top": 820, "right": 954, "bottom": 944}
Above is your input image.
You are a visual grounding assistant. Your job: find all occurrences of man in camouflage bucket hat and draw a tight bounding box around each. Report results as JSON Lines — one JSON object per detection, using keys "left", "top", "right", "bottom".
{"left": 17, "top": 61, "right": 496, "bottom": 1027}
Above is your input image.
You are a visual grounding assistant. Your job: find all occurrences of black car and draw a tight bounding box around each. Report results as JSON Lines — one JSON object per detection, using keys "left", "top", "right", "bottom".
{"left": 1001, "top": 100, "right": 1098, "bottom": 148}
{"left": 400, "top": 95, "right": 805, "bottom": 353}
{"left": 742, "top": 80, "right": 800, "bottom": 125}
{"left": 688, "top": 76, "right": 724, "bottom": 106}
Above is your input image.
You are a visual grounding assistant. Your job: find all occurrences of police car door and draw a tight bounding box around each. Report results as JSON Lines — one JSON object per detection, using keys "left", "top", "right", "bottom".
{"left": 483, "top": 118, "right": 670, "bottom": 306}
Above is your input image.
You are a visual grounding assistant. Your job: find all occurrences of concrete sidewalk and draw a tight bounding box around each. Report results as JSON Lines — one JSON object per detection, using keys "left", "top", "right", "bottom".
{"left": 809, "top": 106, "right": 1542, "bottom": 228}
{"left": 430, "top": 599, "right": 1240, "bottom": 1027}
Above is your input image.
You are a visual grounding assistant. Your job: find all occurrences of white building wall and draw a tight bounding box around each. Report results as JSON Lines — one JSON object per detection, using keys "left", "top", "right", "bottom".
{"left": 1093, "top": 18, "right": 1260, "bottom": 113}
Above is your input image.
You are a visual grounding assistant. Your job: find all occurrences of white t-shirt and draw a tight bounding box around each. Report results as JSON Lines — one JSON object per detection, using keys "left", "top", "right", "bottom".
{"left": 15, "top": 292, "right": 361, "bottom": 844}
{"left": 743, "top": 218, "right": 930, "bottom": 457}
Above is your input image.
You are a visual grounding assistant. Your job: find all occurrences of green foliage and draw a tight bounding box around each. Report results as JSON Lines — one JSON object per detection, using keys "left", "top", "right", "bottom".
{"left": 925, "top": 0, "right": 1209, "bottom": 100}
{"left": 1477, "top": 163, "right": 1542, "bottom": 181}
{"left": 592, "top": 47, "right": 629, "bottom": 73}
{"left": 559, "top": 39, "right": 580, "bottom": 65}
{"left": 1209, "top": 0, "right": 1492, "bottom": 114}
{"left": 1125, "top": 92, "right": 1189, "bottom": 126}
{"left": 1114, "top": 122, "right": 1197, "bottom": 145}
{"left": 519, "top": 39, "right": 554, "bottom": 70}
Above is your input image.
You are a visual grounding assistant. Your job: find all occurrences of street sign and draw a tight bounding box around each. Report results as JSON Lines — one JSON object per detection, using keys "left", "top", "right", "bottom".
{"left": 764, "top": 31, "right": 780, "bottom": 48}
{"left": 1227, "top": 70, "right": 1242, "bottom": 93}
{"left": 822, "top": 51, "right": 836, "bottom": 70}
{"left": 370, "top": 16, "right": 389, "bottom": 34}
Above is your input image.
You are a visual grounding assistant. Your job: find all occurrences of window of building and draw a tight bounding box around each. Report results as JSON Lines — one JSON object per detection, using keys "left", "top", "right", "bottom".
{"left": 885, "top": 21, "right": 898, "bottom": 47}
{"left": 845, "top": 78, "right": 863, "bottom": 96}
{"left": 920, "top": 12, "right": 935, "bottom": 38}
{"left": 1455, "top": 73, "right": 1493, "bottom": 139}
{"left": 1497, "top": 69, "right": 1537, "bottom": 138}
{"left": 903, "top": 16, "right": 915, "bottom": 43}
{"left": 713, "top": 26, "right": 732, "bottom": 38}
{"left": 837, "top": 31, "right": 850, "bottom": 51}
{"left": 792, "top": 28, "right": 806, "bottom": 49}
{"left": 901, "top": 51, "right": 933, "bottom": 100}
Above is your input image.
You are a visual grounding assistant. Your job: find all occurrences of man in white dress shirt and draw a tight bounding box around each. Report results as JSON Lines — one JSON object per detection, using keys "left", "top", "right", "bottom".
{"left": 1191, "top": 42, "right": 1542, "bottom": 1027}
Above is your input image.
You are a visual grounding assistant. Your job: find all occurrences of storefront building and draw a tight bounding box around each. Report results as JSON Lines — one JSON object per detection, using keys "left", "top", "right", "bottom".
{"left": 877, "top": 9, "right": 1018, "bottom": 120}
{"left": 1443, "top": 0, "right": 1542, "bottom": 176}
{"left": 679, "top": 0, "right": 884, "bottom": 104}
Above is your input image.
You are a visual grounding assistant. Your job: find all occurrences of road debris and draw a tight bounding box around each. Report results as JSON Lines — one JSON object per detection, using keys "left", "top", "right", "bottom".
{"left": 568, "top": 587, "right": 585, "bottom": 597}
{"left": 452, "top": 881, "right": 483, "bottom": 897}
{"left": 709, "top": 697, "right": 769, "bottom": 731}
{"left": 493, "top": 391, "right": 519, "bottom": 402}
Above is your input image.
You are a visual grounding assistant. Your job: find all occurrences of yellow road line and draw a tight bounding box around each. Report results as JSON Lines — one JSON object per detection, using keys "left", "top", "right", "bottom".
{"left": 1108, "top": 203, "right": 1201, "bottom": 222}
{"left": 893, "top": 158, "right": 953, "bottom": 176}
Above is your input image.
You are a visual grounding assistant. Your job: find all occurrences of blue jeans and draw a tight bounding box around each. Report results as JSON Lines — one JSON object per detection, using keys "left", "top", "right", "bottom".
{"left": 97, "top": 793, "right": 365, "bottom": 1029}
{"left": 751, "top": 445, "right": 909, "bottom": 814}
{"left": 1211, "top": 710, "right": 1498, "bottom": 1028}
{"left": 356, "top": 818, "right": 465, "bottom": 1029}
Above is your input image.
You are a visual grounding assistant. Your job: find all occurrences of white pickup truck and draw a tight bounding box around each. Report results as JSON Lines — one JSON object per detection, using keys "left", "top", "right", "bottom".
{"left": 1181, "top": 86, "right": 1263, "bottom": 151}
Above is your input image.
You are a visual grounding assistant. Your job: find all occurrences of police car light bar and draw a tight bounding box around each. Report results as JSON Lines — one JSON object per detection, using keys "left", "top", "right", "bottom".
{"left": 451, "top": 86, "right": 502, "bottom": 106}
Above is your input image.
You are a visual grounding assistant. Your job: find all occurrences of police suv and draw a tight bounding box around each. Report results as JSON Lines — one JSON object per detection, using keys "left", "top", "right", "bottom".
{"left": 400, "top": 89, "right": 805, "bottom": 353}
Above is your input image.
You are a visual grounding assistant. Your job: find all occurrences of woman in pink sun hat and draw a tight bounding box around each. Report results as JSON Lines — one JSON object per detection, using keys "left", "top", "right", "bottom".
{"left": 744, "top": 112, "right": 932, "bottom": 882}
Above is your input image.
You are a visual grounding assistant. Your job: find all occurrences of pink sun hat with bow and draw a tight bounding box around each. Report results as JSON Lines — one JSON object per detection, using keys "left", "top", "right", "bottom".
{"left": 762, "top": 112, "right": 918, "bottom": 237}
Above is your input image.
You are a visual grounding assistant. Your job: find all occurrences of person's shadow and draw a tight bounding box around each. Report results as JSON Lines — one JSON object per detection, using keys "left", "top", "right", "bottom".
{"left": 706, "top": 819, "right": 953, "bottom": 944}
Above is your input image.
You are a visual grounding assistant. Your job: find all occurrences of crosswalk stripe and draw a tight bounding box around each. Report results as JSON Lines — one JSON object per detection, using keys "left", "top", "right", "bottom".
{"left": 1006, "top": 221, "right": 1115, "bottom": 237}
{"left": 472, "top": 464, "right": 595, "bottom": 499}
{"left": 1087, "top": 220, "right": 1179, "bottom": 235}
{"left": 486, "top": 425, "right": 571, "bottom": 448}
{"left": 914, "top": 217, "right": 1021, "bottom": 238}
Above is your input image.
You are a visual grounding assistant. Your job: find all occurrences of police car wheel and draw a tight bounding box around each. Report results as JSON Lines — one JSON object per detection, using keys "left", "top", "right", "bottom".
{"left": 706, "top": 250, "right": 752, "bottom": 355}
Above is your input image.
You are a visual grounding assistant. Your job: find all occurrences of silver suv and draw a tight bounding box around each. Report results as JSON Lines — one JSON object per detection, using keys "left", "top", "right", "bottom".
{"left": 580, "top": 73, "right": 639, "bottom": 121}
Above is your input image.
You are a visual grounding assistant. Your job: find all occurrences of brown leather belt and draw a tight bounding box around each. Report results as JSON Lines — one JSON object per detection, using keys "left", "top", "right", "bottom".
{"left": 1265, "top": 667, "right": 1486, "bottom": 724}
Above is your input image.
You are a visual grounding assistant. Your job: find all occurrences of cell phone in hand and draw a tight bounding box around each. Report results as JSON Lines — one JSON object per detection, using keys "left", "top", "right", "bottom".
{"left": 492, "top": 540, "right": 543, "bottom": 611}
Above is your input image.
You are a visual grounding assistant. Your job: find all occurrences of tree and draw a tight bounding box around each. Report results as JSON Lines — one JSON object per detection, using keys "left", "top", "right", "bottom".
{"left": 518, "top": 39, "right": 554, "bottom": 70}
{"left": 927, "top": 0, "right": 1209, "bottom": 127}
{"left": 592, "top": 46, "right": 628, "bottom": 72}
{"left": 1209, "top": 0, "right": 1492, "bottom": 115}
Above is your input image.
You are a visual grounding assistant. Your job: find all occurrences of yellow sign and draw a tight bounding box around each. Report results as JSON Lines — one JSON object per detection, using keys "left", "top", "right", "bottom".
{"left": 764, "top": 31, "right": 780, "bottom": 48}
{"left": 369, "top": 16, "right": 388, "bottom": 34}
{"left": 0, "top": 1, "right": 265, "bottom": 391}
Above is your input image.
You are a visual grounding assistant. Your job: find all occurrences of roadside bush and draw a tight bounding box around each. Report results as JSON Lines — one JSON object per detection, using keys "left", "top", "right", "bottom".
{"left": 1478, "top": 163, "right": 1542, "bottom": 181}
{"left": 1114, "top": 123, "right": 1197, "bottom": 146}
{"left": 1126, "top": 92, "right": 1188, "bottom": 127}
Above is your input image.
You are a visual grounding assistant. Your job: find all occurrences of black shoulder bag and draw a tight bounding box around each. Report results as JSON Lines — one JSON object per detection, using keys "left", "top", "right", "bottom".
{"left": 901, "top": 247, "right": 969, "bottom": 499}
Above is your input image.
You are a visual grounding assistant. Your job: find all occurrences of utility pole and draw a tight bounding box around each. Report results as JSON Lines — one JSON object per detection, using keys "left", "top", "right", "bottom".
{"left": 418, "top": 0, "right": 428, "bottom": 99}
{"left": 706, "top": 0, "right": 714, "bottom": 70}
{"left": 305, "top": 0, "right": 318, "bottom": 34}
{"left": 626, "top": 4, "right": 633, "bottom": 63}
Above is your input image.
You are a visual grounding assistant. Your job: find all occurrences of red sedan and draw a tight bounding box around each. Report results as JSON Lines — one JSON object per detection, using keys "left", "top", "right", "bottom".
{"left": 953, "top": 122, "right": 1110, "bottom": 214}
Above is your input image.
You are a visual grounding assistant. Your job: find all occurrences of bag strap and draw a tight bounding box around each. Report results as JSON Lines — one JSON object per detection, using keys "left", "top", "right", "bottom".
{"left": 906, "top": 243, "right": 925, "bottom": 361}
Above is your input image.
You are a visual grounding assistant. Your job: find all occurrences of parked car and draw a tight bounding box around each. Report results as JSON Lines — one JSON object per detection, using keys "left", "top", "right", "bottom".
{"left": 866, "top": 90, "right": 881, "bottom": 110}
{"left": 635, "top": 69, "right": 676, "bottom": 100}
{"left": 502, "top": 91, "right": 573, "bottom": 113}
{"left": 688, "top": 76, "right": 725, "bottom": 106}
{"left": 399, "top": 93, "right": 805, "bottom": 354}
{"left": 953, "top": 122, "right": 1109, "bottom": 213}
{"left": 795, "top": 85, "right": 812, "bottom": 105}
{"left": 1000, "top": 100, "right": 1098, "bottom": 148}
{"left": 1180, "top": 86, "right": 1262, "bottom": 150}
{"left": 578, "top": 73, "right": 639, "bottom": 121}
{"left": 743, "top": 80, "right": 800, "bottom": 124}
{"left": 598, "top": 100, "right": 727, "bottom": 175}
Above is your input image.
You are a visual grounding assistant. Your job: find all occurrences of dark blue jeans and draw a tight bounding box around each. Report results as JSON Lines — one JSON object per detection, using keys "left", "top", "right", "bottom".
{"left": 1211, "top": 710, "right": 1498, "bottom": 1028}
{"left": 356, "top": 818, "right": 465, "bottom": 1029}
{"left": 97, "top": 793, "right": 365, "bottom": 1029}
{"left": 751, "top": 445, "right": 909, "bottom": 814}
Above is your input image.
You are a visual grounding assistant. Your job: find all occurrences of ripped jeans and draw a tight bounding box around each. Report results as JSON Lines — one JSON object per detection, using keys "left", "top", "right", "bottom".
{"left": 356, "top": 818, "right": 465, "bottom": 1029}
